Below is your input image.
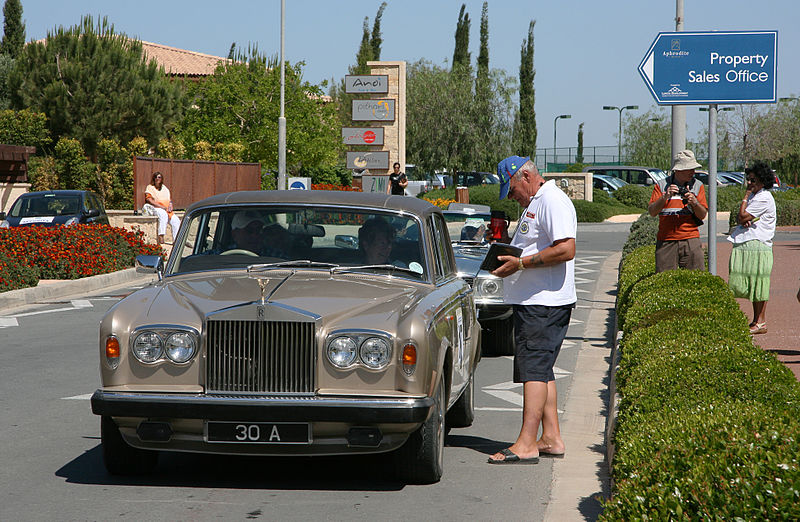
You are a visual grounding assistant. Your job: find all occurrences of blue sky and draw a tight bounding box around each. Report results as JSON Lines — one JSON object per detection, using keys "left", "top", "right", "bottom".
{"left": 19, "top": 0, "right": 800, "bottom": 155}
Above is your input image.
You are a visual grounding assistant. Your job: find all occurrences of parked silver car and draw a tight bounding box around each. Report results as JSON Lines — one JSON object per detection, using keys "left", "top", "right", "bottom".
{"left": 91, "top": 191, "right": 480, "bottom": 484}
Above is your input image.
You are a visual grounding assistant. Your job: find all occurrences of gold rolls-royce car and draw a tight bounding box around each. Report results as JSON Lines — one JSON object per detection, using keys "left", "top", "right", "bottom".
{"left": 91, "top": 190, "right": 480, "bottom": 484}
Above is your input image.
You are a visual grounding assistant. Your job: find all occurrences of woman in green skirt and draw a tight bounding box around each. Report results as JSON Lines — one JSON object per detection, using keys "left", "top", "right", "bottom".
{"left": 727, "top": 161, "right": 777, "bottom": 334}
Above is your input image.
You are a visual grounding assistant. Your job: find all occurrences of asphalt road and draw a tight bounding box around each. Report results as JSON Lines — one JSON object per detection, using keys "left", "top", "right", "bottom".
{"left": 0, "top": 222, "right": 630, "bottom": 521}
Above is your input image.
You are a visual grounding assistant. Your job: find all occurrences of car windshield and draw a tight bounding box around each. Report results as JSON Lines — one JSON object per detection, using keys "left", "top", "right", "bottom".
{"left": 442, "top": 210, "right": 491, "bottom": 245}
{"left": 648, "top": 168, "right": 668, "bottom": 181}
{"left": 169, "top": 205, "right": 427, "bottom": 281}
{"left": 10, "top": 195, "right": 81, "bottom": 217}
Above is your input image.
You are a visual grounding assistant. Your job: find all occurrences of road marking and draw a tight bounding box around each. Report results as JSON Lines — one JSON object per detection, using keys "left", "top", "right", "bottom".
{"left": 71, "top": 299, "right": 93, "bottom": 308}
{"left": 476, "top": 407, "right": 565, "bottom": 414}
{"left": 62, "top": 393, "right": 93, "bottom": 400}
{"left": 0, "top": 317, "right": 19, "bottom": 328}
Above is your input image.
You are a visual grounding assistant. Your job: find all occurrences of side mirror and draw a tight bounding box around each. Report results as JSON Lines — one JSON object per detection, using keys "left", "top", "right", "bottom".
{"left": 0, "top": 212, "right": 6, "bottom": 220}
{"left": 136, "top": 255, "right": 165, "bottom": 281}
{"left": 83, "top": 209, "right": 101, "bottom": 218}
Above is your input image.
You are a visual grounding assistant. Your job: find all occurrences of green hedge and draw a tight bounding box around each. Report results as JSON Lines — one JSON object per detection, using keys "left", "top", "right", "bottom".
{"left": 613, "top": 184, "right": 651, "bottom": 209}
{"left": 604, "top": 239, "right": 800, "bottom": 520}
{"left": 620, "top": 214, "right": 657, "bottom": 262}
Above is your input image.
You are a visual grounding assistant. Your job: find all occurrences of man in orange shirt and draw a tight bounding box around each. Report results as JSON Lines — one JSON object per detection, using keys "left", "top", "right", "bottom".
{"left": 647, "top": 149, "right": 709, "bottom": 272}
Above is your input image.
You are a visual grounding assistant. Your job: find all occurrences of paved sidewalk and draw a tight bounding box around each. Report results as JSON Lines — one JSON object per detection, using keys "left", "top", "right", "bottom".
{"left": 546, "top": 252, "right": 619, "bottom": 521}
{"left": 714, "top": 231, "right": 800, "bottom": 379}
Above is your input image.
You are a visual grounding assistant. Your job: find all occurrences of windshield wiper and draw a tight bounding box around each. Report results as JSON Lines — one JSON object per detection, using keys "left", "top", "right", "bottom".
{"left": 331, "top": 264, "right": 422, "bottom": 276}
{"left": 247, "top": 260, "right": 339, "bottom": 272}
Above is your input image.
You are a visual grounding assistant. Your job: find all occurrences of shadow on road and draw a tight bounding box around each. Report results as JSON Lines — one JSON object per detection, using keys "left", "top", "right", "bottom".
{"left": 56, "top": 443, "right": 405, "bottom": 491}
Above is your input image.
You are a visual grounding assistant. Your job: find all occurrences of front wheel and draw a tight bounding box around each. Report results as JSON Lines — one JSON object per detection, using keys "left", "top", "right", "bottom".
{"left": 101, "top": 416, "right": 158, "bottom": 475}
{"left": 394, "top": 379, "right": 445, "bottom": 484}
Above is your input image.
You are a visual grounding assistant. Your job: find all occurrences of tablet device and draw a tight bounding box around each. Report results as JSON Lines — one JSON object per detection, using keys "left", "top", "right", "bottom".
{"left": 480, "top": 243, "right": 523, "bottom": 272}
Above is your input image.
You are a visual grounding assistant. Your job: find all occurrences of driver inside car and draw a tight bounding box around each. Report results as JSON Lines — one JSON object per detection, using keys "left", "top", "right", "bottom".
{"left": 228, "top": 210, "right": 267, "bottom": 254}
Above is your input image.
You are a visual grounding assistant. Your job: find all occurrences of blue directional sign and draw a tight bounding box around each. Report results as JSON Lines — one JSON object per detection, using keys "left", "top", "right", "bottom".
{"left": 639, "top": 31, "right": 777, "bottom": 104}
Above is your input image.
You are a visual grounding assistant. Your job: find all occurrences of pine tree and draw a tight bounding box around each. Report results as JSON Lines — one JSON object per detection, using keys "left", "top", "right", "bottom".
{"left": 452, "top": 4, "right": 471, "bottom": 70}
{"left": 515, "top": 20, "right": 536, "bottom": 157}
{"left": 8, "top": 15, "right": 185, "bottom": 157}
{"left": 370, "top": 2, "right": 387, "bottom": 61}
{"left": 1, "top": 0, "right": 25, "bottom": 59}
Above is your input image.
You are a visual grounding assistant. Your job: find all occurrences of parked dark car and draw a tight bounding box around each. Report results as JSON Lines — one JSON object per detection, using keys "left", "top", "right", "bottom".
{"left": 443, "top": 203, "right": 514, "bottom": 356}
{"left": 454, "top": 171, "right": 500, "bottom": 187}
{"left": 0, "top": 190, "right": 109, "bottom": 228}
{"left": 592, "top": 173, "right": 628, "bottom": 195}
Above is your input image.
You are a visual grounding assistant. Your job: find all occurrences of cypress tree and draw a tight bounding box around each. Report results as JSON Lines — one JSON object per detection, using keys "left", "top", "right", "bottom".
{"left": 576, "top": 122, "right": 584, "bottom": 164}
{"left": 516, "top": 20, "right": 536, "bottom": 157}
{"left": 452, "top": 4, "right": 471, "bottom": 70}
{"left": 477, "top": 2, "right": 489, "bottom": 76}
{"left": 370, "top": 2, "right": 387, "bottom": 61}
{"left": 1, "top": 0, "right": 25, "bottom": 59}
{"left": 354, "top": 17, "right": 373, "bottom": 74}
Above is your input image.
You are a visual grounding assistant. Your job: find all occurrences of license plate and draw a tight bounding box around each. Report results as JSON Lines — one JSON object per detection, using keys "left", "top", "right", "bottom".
{"left": 206, "top": 422, "right": 310, "bottom": 444}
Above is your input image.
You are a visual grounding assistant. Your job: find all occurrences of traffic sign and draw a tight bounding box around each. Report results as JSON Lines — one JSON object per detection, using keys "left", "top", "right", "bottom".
{"left": 639, "top": 31, "right": 777, "bottom": 104}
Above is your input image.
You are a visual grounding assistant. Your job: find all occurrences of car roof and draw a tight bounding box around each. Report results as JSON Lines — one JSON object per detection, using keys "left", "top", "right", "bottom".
{"left": 187, "top": 190, "right": 440, "bottom": 219}
{"left": 582, "top": 165, "right": 663, "bottom": 172}
{"left": 20, "top": 190, "right": 91, "bottom": 198}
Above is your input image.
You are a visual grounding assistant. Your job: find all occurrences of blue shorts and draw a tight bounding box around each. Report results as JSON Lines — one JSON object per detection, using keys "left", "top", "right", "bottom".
{"left": 512, "top": 304, "right": 574, "bottom": 383}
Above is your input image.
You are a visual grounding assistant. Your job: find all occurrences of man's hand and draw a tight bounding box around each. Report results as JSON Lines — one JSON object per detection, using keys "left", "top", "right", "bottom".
{"left": 492, "top": 255, "right": 521, "bottom": 278}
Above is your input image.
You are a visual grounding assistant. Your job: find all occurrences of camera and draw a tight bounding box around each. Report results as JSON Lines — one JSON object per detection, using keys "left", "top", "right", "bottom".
{"left": 678, "top": 183, "right": 691, "bottom": 200}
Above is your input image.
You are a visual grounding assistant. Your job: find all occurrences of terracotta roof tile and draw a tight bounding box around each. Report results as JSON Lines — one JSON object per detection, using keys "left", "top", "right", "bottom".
{"left": 139, "top": 40, "right": 228, "bottom": 77}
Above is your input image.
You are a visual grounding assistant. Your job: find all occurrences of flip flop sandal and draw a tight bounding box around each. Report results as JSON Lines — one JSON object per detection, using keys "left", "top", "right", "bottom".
{"left": 487, "top": 447, "right": 539, "bottom": 465}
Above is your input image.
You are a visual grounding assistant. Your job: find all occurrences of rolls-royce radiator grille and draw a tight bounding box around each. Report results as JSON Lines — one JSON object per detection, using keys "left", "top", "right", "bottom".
{"left": 206, "top": 320, "right": 316, "bottom": 394}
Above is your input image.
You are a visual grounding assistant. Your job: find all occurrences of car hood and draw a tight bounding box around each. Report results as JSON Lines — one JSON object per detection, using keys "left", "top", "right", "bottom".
{"left": 122, "top": 271, "right": 428, "bottom": 331}
{"left": 453, "top": 244, "right": 488, "bottom": 279}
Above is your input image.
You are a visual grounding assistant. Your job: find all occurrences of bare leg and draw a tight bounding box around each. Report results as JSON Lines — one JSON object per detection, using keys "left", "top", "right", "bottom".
{"left": 489, "top": 381, "right": 546, "bottom": 460}
{"left": 753, "top": 300, "right": 767, "bottom": 324}
{"left": 537, "top": 380, "right": 565, "bottom": 454}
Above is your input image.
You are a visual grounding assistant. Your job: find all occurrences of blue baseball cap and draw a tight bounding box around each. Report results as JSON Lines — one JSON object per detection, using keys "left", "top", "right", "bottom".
{"left": 497, "top": 155, "right": 530, "bottom": 200}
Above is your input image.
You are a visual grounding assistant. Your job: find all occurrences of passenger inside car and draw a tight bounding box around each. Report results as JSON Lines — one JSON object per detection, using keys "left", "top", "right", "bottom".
{"left": 358, "top": 217, "right": 396, "bottom": 265}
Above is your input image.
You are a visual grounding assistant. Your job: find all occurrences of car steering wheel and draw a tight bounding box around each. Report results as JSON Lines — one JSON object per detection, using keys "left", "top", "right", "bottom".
{"left": 220, "top": 248, "right": 258, "bottom": 257}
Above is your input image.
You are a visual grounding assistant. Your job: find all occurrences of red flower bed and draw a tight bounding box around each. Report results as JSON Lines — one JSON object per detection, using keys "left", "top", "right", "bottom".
{"left": 0, "top": 225, "right": 163, "bottom": 291}
{"left": 311, "top": 183, "right": 361, "bottom": 191}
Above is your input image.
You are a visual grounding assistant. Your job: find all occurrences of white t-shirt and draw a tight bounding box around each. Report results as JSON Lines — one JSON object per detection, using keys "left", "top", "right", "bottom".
{"left": 504, "top": 180, "right": 577, "bottom": 306}
{"left": 728, "top": 189, "right": 776, "bottom": 246}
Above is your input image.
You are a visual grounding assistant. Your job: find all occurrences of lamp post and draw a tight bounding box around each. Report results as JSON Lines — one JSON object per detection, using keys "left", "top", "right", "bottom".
{"left": 553, "top": 114, "right": 571, "bottom": 165}
{"left": 603, "top": 105, "right": 638, "bottom": 163}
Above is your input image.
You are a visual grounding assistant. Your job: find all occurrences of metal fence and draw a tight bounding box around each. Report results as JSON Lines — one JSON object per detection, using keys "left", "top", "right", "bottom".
{"left": 133, "top": 157, "right": 262, "bottom": 210}
{"left": 535, "top": 146, "right": 619, "bottom": 172}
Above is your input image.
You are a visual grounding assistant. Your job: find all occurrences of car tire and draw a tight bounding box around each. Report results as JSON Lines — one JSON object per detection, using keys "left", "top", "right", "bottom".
{"left": 481, "top": 317, "right": 514, "bottom": 356}
{"left": 394, "top": 378, "right": 445, "bottom": 484}
{"left": 101, "top": 416, "right": 158, "bottom": 475}
{"left": 446, "top": 372, "right": 474, "bottom": 429}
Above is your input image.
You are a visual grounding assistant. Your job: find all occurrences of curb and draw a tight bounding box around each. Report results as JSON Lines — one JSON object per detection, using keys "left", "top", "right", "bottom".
{"left": 0, "top": 268, "right": 155, "bottom": 313}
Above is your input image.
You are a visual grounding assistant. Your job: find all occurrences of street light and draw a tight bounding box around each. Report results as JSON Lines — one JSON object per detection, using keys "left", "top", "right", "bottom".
{"left": 603, "top": 105, "right": 638, "bottom": 163}
{"left": 553, "top": 114, "right": 571, "bottom": 164}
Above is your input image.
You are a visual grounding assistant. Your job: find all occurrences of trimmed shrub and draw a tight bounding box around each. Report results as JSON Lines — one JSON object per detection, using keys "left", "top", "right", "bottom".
{"left": 613, "top": 184, "right": 651, "bottom": 209}
{"left": 0, "top": 108, "right": 51, "bottom": 148}
{"left": 622, "top": 270, "right": 733, "bottom": 332}
{"left": 621, "top": 213, "right": 657, "bottom": 262}
{"left": 615, "top": 244, "right": 655, "bottom": 325}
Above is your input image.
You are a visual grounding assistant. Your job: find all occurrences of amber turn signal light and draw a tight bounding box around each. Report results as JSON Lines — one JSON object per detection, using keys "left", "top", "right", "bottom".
{"left": 105, "top": 336, "right": 121, "bottom": 369}
{"left": 402, "top": 344, "right": 417, "bottom": 375}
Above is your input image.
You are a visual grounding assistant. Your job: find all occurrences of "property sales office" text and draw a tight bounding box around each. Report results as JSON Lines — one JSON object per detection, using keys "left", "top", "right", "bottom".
{"left": 688, "top": 52, "right": 771, "bottom": 84}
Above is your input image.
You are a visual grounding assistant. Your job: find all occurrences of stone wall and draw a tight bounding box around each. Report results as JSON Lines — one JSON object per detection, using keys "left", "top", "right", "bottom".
{"left": 107, "top": 210, "right": 183, "bottom": 245}
{"left": 543, "top": 172, "right": 593, "bottom": 202}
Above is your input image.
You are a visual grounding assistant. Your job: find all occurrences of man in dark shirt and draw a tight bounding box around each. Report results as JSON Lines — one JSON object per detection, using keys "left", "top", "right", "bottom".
{"left": 387, "top": 162, "right": 408, "bottom": 196}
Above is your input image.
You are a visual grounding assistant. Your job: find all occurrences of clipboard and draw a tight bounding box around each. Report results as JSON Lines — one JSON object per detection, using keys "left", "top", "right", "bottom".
{"left": 480, "top": 243, "right": 523, "bottom": 272}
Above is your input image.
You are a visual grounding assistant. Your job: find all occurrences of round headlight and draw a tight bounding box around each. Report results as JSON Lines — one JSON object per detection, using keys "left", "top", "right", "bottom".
{"left": 359, "top": 337, "right": 392, "bottom": 369}
{"left": 478, "top": 278, "right": 501, "bottom": 296}
{"left": 165, "top": 332, "right": 196, "bottom": 363}
{"left": 132, "top": 331, "right": 163, "bottom": 363}
{"left": 327, "top": 337, "right": 358, "bottom": 368}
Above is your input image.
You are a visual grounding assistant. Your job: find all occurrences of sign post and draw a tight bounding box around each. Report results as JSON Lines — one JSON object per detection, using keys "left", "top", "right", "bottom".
{"left": 639, "top": 30, "right": 778, "bottom": 275}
